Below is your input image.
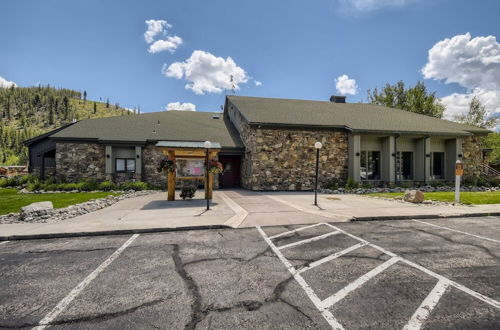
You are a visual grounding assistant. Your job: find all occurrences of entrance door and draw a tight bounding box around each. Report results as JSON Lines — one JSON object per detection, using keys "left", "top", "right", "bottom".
{"left": 219, "top": 156, "right": 241, "bottom": 188}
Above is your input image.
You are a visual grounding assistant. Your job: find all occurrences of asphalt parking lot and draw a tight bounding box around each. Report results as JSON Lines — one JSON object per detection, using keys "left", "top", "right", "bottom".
{"left": 1, "top": 216, "right": 499, "bottom": 329}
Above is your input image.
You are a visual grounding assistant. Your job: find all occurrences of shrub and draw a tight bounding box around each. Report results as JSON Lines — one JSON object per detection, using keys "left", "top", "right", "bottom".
{"left": 0, "top": 178, "right": 6, "bottom": 188}
{"left": 119, "top": 181, "right": 148, "bottom": 191}
{"left": 27, "top": 182, "right": 41, "bottom": 191}
{"left": 80, "top": 180, "right": 99, "bottom": 191}
{"left": 362, "top": 182, "right": 374, "bottom": 189}
{"left": 345, "top": 178, "right": 359, "bottom": 190}
{"left": 323, "top": 178, "right": 344, "bottom": 190}
{"left": 98, "top": 181, "right": 116, "bottom": 191}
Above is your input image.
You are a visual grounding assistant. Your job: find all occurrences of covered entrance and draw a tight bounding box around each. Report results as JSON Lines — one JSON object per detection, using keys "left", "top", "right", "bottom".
{"left": 156, "top": 141, "right": 221, "bottom": 201}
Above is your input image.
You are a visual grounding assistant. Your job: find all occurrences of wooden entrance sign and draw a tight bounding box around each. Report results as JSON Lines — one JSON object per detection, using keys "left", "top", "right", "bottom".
{"left": 156, "top": 141, "right": 221, "bottom": 201}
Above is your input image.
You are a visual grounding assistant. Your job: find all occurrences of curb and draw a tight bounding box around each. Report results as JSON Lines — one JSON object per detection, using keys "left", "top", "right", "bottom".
{"left": 0, "top": 225, "right": 231, "bottom": 241}
{"left": 352, "top": 212, "right": 500, "bottom": 222}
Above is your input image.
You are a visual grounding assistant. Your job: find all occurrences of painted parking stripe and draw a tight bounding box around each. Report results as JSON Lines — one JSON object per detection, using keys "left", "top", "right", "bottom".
{"left": 403, "top": 279, "right": 449, "bottom": 330}
{"left": 269, "top": 223, "right": 327, "bottom": 240}
{"left": 256, "top": 226, "right": 345, "bottom": 330}
{"left": 323, "top": 223, "right": 500, "bottom": 309}
{"left": 32, "top": 234, "right": 140, "bottom": 330}
{"left": 320, "top": 256, "right": 400, "bottom": 308}
{"left": 0, "top": 241, "right": 9, "bottom": 246}
{"left": 277, "top": 230, "right": 340, "bottom": 250}
{"left": 296, "top": 242, "right": 368, "bottom": 275}
{"left": 412, "top": 219, "right": 500, "bottom": 244}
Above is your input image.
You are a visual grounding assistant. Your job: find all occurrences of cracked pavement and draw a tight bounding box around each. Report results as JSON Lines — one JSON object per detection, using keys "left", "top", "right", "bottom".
{"left": 1, "top": 216, "right": 499, "bottom": 329}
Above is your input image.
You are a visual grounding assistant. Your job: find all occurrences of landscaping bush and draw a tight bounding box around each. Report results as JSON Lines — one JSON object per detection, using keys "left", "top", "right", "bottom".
{"left": 0, "top": 175, "right": 37, "bottom": 188}
{"left": 79, "top": 180, "right": 99, "bottom": 191}
{"left": 345, "top": 178, "right": 359, "bottom": 190}
{"left": 98, "top": 181, "right": 117, "bottom": 191}
{"left": 323, "top": 177, "right": 344, "bottom": 190}
{"left": 118, "top": 181, "right": 148, "bottom": 191}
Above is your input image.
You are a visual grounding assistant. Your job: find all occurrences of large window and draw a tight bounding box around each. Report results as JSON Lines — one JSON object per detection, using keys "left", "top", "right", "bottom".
{"left": 396, "top": 152, "right": 413, "bottom": 180}
{"left": 116, "top": 158, "right": 135, "bottom": 173}
{"left": 360, "top": 151, "right": 380, "bottom": 180}
{"left": 431, "top": 152, "right": 445, "bottom": 179}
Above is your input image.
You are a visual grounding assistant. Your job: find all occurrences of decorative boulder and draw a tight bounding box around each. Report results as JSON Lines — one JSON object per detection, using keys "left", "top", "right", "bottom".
{"left": 403, "top": 190, "right": 425, "bottom": 203}
{"left": 20, "top": 201, "right": 54, "bottom": 220}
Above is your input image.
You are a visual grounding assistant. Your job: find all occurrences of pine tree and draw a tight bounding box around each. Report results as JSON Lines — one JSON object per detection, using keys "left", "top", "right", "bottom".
{"left": 83, "top": 90, "right": 87, "bottom": 104}
{"left": 93, "top": 102, "right": 97, "bottom": 114}
{"left": 106, "top": 98, "right": 109, "bottom": 108}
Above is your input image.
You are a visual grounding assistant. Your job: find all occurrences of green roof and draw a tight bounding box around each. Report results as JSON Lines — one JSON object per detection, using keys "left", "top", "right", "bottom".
{"left": 227, "top": 95, "right": 490, "bottom": 136}
{"left": 51, "top": 111, "right": 244, "bottom": 149}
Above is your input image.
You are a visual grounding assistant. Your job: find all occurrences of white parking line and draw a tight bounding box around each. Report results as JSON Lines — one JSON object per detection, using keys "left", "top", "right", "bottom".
{"left": 256, "top": 226, "right": 346, "bottom": 330}
{"left": 412, "top": 219, "right": 500, "bottom": 244}
{"left": 277, "top": 230, "right": 340, "bottom": 250}
{"left": 403, "top": 279, "right": 449, "bottom": 330}
{"left": 0, "top": 241, "right": 9, "bottom": 246}
{"left": 32, "top": 234, "right": 139, "bottom": 330}
{"left": 320, "top": 257, "right": 400, "bottom": 308}
{"left": 297, "top": 242, "right": 368, "bottom": 275}
{"left": 269, "top": 223, "right": 326, "bottom": 240}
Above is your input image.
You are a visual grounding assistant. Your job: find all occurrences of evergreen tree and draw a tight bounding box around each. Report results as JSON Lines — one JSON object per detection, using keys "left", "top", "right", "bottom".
{"left": 106, "top": 98, "right": 109, "bottom": 108}
{"left": 83, "top": 90, "right": 87, "bottom": 104}
{"left": 93, "top": 102, "right": 97, "bottom": 114}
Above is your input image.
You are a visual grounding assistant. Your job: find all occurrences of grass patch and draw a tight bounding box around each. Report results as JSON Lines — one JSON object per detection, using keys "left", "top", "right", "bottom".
{"left": 0, "top": 188, "right": 121, "bottom": 215}
{"left": 367, "top": 191, "right": 500, "bottom": 205}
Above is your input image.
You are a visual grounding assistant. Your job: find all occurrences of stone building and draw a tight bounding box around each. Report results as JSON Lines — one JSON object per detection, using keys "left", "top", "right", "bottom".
{"left": 25, "top": 95, "right": 490, "bottom": 190}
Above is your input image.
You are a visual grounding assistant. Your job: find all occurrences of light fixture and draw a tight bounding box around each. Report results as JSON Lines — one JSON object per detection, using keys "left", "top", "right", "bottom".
{"left": 203, "top": 141, "right": 212, "bottom": 149}
{"left": 314, "top": 141, "right": 322, "bottom": 149}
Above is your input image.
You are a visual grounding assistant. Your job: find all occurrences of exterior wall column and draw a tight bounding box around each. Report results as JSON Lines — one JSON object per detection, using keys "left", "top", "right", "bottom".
{"left": 135, "top": 146, "right": 142, "bottom": 181}
{"left": 414, "top": 137, "right": 431, "bottom": 183}
{"left": 348, "top": 133, "right": 361, "bottom": 182}
{"left": 381, "top": 136, "right": 395, "bottom": 182}
{"left": 424, "top": 137, "right": 431, "bottom": 183}
{"left": 105, "top": 145, "right": 113, "bottom": 181}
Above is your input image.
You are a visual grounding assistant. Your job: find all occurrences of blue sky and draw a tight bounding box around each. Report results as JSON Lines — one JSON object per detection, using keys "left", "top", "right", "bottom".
{"left": 1, "top": 0, "right": 499, "bottom": 126}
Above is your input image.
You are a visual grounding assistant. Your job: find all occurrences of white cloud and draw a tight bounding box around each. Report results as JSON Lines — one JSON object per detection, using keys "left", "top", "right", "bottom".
{"left": 162, "top": 50, "right": 249, "bottom": 95}
{"left": 144, "top": 19, "right": 170, "bottom": 43}
{"left": 337, "top": 0, "right": 415, "bottom": 13}
{"left": 148, "top": 36, "right": 183, "bottom": 53}
{"left": 422, "top": 33, "right": 500, "bottom": 123}
{"left": 254, "top": 80, "right": 262, "bottom": 86}
{"left": 335, "top": 74, "right": 358, "bottom": 95}
{"left": 166, "top": 102, "right": 197, "bottom": 111}
{"left": 0, "top": 76, "right": 17, "bottom": 88}
{"left": 144, "top": 19, "right": 182, "bottom": 53}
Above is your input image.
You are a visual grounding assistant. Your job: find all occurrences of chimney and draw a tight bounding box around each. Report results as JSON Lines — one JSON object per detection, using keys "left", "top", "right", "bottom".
{"left": 330, "top": 95, "right": 346, "bottom": 103}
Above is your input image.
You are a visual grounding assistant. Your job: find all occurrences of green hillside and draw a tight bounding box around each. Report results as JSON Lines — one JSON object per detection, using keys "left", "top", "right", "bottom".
{"left": 0, "top": 85, "right": 134, "bottom": 165}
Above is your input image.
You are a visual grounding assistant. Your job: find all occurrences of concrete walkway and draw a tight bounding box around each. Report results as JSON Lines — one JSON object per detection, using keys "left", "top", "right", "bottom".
{"left": 0, "top": 189, "right": 499, "bottom": 239}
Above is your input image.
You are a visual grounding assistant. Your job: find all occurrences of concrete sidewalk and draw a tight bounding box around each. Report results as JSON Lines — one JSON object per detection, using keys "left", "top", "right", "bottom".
{"left": 262, "top": 191, "right": 500, "bottom": 221}
{"left": 0, "top": 189, "right": 499, "bottom": 240}
{"left": 0, "top": 191, "right": 237, "bottom": 240}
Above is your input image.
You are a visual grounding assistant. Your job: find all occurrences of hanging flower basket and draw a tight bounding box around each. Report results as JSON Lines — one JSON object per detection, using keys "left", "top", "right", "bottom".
{"left": 157, "top": 157, "right": 176, "bottom": 173}
{"left": 209, "top": 159, "right": 223, "bottom": 174}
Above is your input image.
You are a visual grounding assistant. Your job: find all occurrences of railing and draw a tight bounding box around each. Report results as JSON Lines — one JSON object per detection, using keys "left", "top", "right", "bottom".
{"left": 480, "top": 163, "right": 500, "bottom": 178}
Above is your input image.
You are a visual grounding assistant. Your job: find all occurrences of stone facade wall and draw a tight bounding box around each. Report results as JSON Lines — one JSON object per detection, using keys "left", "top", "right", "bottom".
{"left": 142, "top": 144, "right": 166, "bottom": 189}
{"left": 239, "top": 123, "right": 348, "bottom": 190}
{"left": 55, "top": 142, "right": 106, "bottom": 182}
{"left": 462, "top": 136, "right": 484, "bottom": 179}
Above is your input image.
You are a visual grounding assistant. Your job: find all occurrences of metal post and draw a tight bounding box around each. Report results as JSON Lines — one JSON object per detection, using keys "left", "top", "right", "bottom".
{"left": 206, "top": 148, "right": 210, "bottom": 211}
{"left": 455, "top": 159, "right": 462, "bottom": 204}
{"left": 314, "top": 148, "right": 319, "bottom": 206}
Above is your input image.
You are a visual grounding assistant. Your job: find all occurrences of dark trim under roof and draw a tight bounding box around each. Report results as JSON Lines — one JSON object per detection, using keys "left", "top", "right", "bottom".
{"left": 23, "top": 123, "right": 75, "bottom": 146}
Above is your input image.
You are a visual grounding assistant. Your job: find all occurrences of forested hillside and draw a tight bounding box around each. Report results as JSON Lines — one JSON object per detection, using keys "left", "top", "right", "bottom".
{"left": 0, "top": 85, "right": 133, "bottom": 165}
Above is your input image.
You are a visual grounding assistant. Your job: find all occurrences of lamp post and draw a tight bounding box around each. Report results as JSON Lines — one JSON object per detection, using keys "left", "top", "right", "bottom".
{"left": 204, "top": 141, "right": 212, "bottom": 210}
{"left": 314, "top": 141, "right": 322, "bottom": 206}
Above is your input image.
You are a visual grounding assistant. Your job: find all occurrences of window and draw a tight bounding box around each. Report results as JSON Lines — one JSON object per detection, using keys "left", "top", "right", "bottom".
{"left": 116, "top": 158, "right": 135, "bottom": 173}
{"left": 431, "top": 152, "right": 445, "bottom": 179}
{"left": 396, "top": 152, "right": 413, "bottom": 180}
{"left": 360, "top": 151, "right": 380, "bottom": 180}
